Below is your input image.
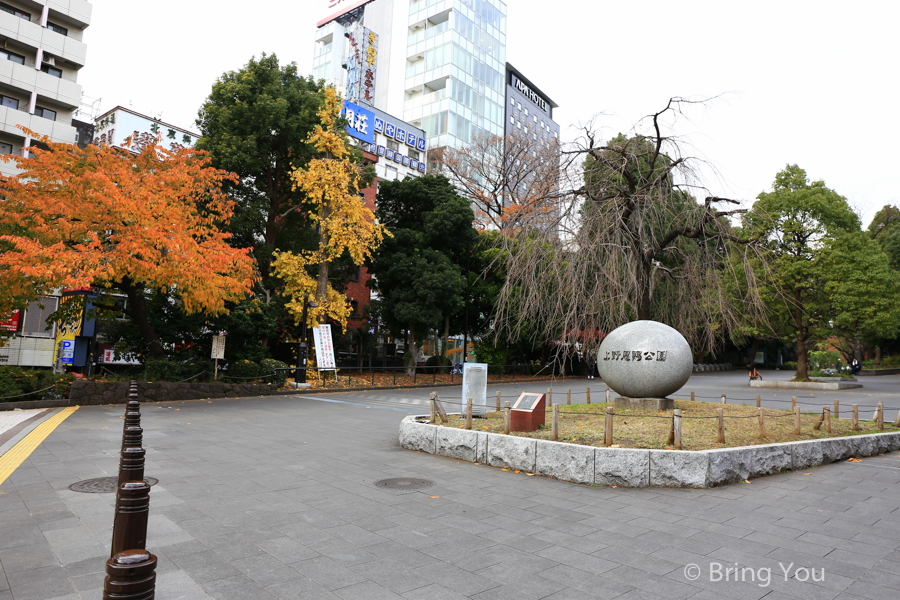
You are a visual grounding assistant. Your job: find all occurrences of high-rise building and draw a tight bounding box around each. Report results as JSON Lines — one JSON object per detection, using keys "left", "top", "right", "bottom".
{"left": 0, "top": 0, "right": 92, "bottom": 176}
{"left": 314, "top": 0, "right": 508, "bottom": 149}
{"left": 504, "top": 63, "right": 559, "bottom": 148}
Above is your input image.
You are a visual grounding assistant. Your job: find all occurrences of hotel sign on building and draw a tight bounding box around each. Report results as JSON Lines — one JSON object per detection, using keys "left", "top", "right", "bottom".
{"left": 347, "top": 26, "right": 378, "bottom": 107}
{"left": 342, "top": 100, "right": 427, "bottom": 180}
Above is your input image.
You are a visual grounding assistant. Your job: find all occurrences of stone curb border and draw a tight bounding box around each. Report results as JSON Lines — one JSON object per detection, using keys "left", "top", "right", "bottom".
{"left": 750, "top": 380, "right": 862, "bottom": 390}
{"left": 399, "top": 415, "right": 900, "bottom": 488}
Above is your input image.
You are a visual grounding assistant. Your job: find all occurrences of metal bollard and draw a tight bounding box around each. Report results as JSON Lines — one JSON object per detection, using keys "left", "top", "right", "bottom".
{"left": 104, "top": 549, "right": 157, "bottom": 600}
{"left": 118, "top": 447, "right": 146, "bottom": 489}
{"left": 111, "top": 481, "right": 151, "bottom": 558}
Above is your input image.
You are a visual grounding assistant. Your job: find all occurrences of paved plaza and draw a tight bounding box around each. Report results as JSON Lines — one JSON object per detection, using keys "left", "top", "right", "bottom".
{"left": 1, "top": 372, "right": 900, "bottom": 599}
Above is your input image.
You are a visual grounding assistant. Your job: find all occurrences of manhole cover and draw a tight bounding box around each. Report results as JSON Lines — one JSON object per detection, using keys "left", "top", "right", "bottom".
{"left": 69, "top": 477, "right": 159, "bottom": 494}
{"left": 374, "top": 478, "right": 435, "bottom": 491}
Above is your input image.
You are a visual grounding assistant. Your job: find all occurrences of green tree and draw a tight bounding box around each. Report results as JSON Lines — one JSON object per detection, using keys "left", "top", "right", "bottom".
{"left": 819, "top": 231, "right": 900, "bottom": 364}
{"left": 369, "top": 175, "right": 477, "bottom": 373}
{"left": 196, "top": 54, "right": 324, "bottom": 280}
{"left": 743, "top": 165, "right": 861, "bottom": 380}
{"left": 869, "top": 204, "right": 900, "bottom": 270}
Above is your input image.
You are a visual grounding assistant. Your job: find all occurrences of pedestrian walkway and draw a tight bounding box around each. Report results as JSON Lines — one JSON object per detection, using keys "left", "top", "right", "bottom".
{"left": 1, "top": 392, "right": 900, "bottom": 599}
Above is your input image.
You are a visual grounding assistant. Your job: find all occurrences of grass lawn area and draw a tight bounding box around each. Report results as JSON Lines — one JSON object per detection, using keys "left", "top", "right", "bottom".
{"left": 442, "top": 400, "right": 896, "bottom": 451}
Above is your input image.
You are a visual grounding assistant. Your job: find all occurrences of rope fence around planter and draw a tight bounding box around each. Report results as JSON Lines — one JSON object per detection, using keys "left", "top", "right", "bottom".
{"left": 428, "top": 389, "right": 899, "bottom": 450}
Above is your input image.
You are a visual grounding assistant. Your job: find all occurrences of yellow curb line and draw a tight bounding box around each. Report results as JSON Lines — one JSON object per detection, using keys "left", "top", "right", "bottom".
{"left": 0, "top": 406, "right": 79, "bottom": 487}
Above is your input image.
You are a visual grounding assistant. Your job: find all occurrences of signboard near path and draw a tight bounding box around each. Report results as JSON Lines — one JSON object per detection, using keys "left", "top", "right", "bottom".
{"left": 211, "top": 335, "right": 226, "bottom": 360}
{"left": 313, "top": 325, "right": 337, "bottom": 371}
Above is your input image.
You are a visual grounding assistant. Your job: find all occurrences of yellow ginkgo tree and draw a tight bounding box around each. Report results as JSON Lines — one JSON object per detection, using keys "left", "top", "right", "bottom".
{"left": 274, "top": 86, "right": 387, "bottom": 331}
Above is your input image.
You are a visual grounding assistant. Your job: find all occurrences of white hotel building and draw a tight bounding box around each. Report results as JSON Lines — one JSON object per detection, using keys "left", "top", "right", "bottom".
{"left": 0, "top": 0, "right": 91, "bottom": 176}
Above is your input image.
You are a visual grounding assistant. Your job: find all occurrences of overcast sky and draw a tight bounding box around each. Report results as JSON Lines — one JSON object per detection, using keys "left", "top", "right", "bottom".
{"left": 80, "top": 1, "right": 898, "bottom": 226}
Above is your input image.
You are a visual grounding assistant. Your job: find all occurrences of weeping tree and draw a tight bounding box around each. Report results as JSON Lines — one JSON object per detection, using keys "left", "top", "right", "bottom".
{"left": 492, "top": 99, "right": 768, "bottom": 359}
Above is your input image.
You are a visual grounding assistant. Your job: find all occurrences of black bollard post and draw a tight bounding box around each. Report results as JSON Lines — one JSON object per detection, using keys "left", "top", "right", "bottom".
{"left": 111, "top": 481, "right": 151, "bottom": 557}
{"left": 117, "top": 447, "right": 146, "bottom": 488}
{"left": 104, "top": 549, "right": 157, "bottom": 600}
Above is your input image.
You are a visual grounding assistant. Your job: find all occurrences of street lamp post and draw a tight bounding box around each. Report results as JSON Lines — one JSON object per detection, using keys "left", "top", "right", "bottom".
{"left": 297, "top": 295, "right": 318, "bottom": 384}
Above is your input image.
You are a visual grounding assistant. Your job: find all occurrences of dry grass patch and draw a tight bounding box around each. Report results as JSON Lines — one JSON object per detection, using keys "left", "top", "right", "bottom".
{"left": 443, "top": 400, "right": 895, "bottom": 451}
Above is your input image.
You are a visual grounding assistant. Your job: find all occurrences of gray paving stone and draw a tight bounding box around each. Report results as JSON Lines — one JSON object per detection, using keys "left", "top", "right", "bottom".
{"left": 6, "top": 565, "right": 76, "bottom": 600}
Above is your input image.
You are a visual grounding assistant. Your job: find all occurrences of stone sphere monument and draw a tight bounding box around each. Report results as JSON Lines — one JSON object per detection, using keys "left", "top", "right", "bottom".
{"left": 597, "top": 321, "right": 693, "bottom": 410}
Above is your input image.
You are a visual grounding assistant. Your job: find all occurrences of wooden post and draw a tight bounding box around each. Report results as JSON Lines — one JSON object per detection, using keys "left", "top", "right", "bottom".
{"left": 214, "top": 357, "right": 218, "bottom": 380}
{"left": 756, "top": 395, "right": 761, "bottom": 408}
{"left": 824, "top": 407, "right": 831, "bottom": 433}
{"left": 673, "top": 409, "right": 682, "bottom": 450}
{"left": 496, "top": 391, "right": 501, "bottom": 412}
{"left": 877, "top": 402, "right": 884, "bottom": 431}
{"left": 586, "top": 388, "right": 591, "bottom": 404}
{"left": 567, "top": 389, "right": 571, "bottom": 405}
{"left": 466, "top": 398, "right": 473, "bottom": 430}
{"left": 430, "top": 397, "right": 436, "bottom": 424}
{"left": 103, "top": 550, "right": 157, "bottom": 600}
{"left": 813, "top": 407, "right": 825, "bottom": 431}
{"left": 893, "top": 410, "right": 900, "bottom": 428}
{"left": 791, "top": 396, "right": 796, "bottom": 411}
{"left": 834, "top": 399, "right": 839, "bottom": 420}
{"left": 758, "top": 408, "right": 766, "bottom": 439}
{"left": 852, "top": 404, "right": 859, "bottom": 431}
{"left": 721, "top": 394, "right": 726, "bottom": 404}
{"left": 547, "top": 388, "right": 552, "bottom": 408}
{"left": 794, "top": 406, "right": 801, "bottom": 435}
{"left": 504, "top": 402, "right": 510, "bottom": 435}
{"left": 691, "top": 391, "right": 695, "bottom": 402}
{"left": 604, "top": 407, "right": 614, "bottom": 447}
{"left": 605, "top": 388, "right": 610, "bottom": 404}
{"left": 430, "top": 392, "right": 448, "bottom": 423}
{"left": 716, "top": 408, "right": 725, "bottom": 444}
{"left": 667, "top": 412, "right": 675, "bottom": 446}
{"left": 551, "top": 405, "right": 559, "bottom": 441}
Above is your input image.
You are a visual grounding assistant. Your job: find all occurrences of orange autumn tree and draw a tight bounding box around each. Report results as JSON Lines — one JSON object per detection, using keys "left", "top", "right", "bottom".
{"left": 0, "top": 129, "right": 256, "bottom": 360}
{"left": 273, "top": 86, "right": 387, "bottom": 331}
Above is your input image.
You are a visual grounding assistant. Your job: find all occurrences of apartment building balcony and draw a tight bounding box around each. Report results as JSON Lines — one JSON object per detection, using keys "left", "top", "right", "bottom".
{"left": 46, "top": 0, "right": 92, "bottom": 28}
{"left": 0, "top": 103, "right": 76, "bottom": 143}
{"left": 0, "top": 10, "right": 88, "bottom": 68}
{"left": 0, "top": 57, "right": 81, "bottom": 107}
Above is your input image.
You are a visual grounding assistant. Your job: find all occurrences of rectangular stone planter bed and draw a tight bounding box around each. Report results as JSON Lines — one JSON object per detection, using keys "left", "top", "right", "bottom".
{"left": 399, "top": 416, "right": 900, "bottom": 488}
{"left": 750, "top": 380, "right": 862, "bottom": 390}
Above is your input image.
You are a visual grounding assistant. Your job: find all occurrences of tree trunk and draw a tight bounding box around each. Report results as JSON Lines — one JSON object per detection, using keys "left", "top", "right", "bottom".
{"left": 875, "top": 345, "right": 882, "bottom": 368}
{"left": 120, "top": 280, "right": 166, "bottom": 361}
{"left": 441, "top": 316, "right": 449, "bottom": 360}
{"left": 795, "top": 334, "right": 809, "bottom": 381}
{"left": 744, "top": 339, "right": 760, "bottom": 367}
{"left": 637, "top": 259, "right": 652, "bottom": 320}
{"left": 405, "top": 323, "right": 418, "bottom": 376}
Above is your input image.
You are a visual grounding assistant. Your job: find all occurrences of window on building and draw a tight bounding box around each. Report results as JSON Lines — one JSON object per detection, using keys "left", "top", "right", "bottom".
{"left": 0, "top": 49, "right": 24, "bottom": 65}
{"left": 510, "top": 97, "right": 514, "bottom": 105}
{"left": 0, "top": 142, "right": 12, "bottom": 154}
{"left": 409, "top": 149, "right": 420, "bottom": 161}
{"left": 350, "top": 300, "right": 359, "bottom": 317}
{"left": 387, "top": 139, "right": 400, "bottom": 151}
{"left": 22, "top": 297, "right": 58, "bottom": 337}
{"left": 35, "top": 106, "right": 56, "bottom": 121}
{"left": 0, "top": 2, "right": 29, "bottom": 20}
{"left": 46, "top": 21, "right": 68, "bottom": 36}
{"left": 1, "top": 96, "right": 19, "bottom": 110}
{"left": 509, "top": 116, "right": 514, "bottom": 125}
{"left": 517, "top": 102, "right": 522, "bottom": 110}
{"left": 41, "top": 64, "right": 62, "bottom": 78}
{"left": 349, "top": 266, "right": 361, "bottom": 282}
